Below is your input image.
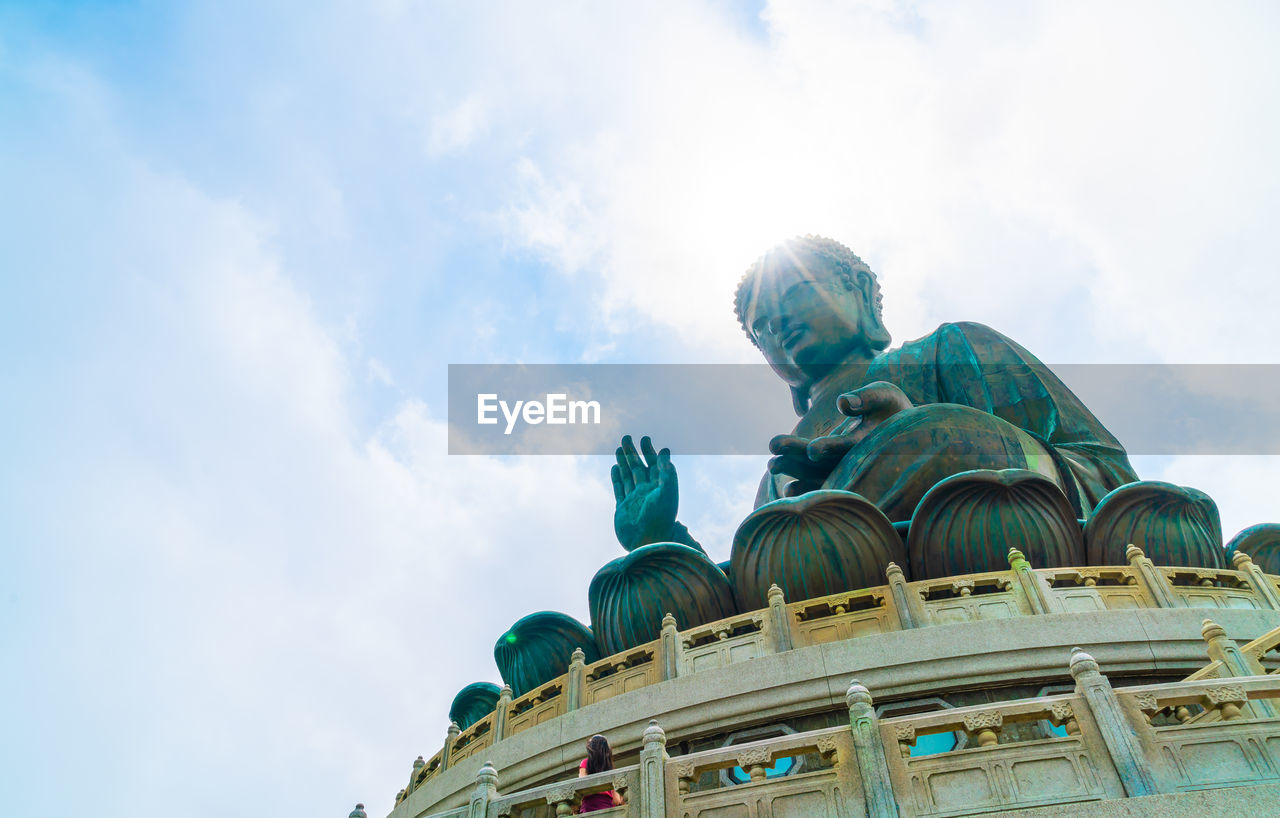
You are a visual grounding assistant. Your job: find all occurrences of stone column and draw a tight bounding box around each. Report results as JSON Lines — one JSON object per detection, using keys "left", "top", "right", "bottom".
{"left": 1201, "top": 619, "right": 1275, "bottom": 717}
{"left": 886, "top": 562, "right": 923, "bottom": 630}
{"left": 1232, "top": 552, "right": 1280, "bottom": 610}
{"left": 440, "top": 723, "right": 460, "bottom": 772}
{"left": 846, "top": 680, "right": 899, "bottom": 818}
{"left": 660, "top": 613, "right": 680, "bottom": 681}
{"left": 1008, "top": 548, "right": 1062, "bottom": 615}
{"left": 1126, "top": 545, "right": 1180, "bottom": 608}
{"left": 407, "top": 755, "right": 426, "bottom": 793}
{"left": 493, "top": 685, "right": 513, "bottom": 741}
{"left": 766, "top": 584, "right": 794, "bottom": 653}
{"left": 1069, "top": 648, "right": 1161, "bottom": 797}
{"left": 637, "top": 720, "right": 668, "bottom": 818}
{"left": 467, "top": 761, "right": 498, "bottom": 818}
{"left": 567, "top": 647, "right": 587, "bottom": 711}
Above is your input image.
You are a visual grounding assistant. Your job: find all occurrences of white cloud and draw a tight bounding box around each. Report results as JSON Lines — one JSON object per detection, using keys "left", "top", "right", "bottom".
{"left": 426, "top": 94, "right": 489, "bottom": 156}
{"left": 6, "top": 3, "right": 1280, "bottom": 817}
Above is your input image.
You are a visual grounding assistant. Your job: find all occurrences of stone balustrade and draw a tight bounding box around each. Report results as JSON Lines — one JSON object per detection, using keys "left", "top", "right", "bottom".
{"left": 408, "top": 661, "right": 1280, "bottom": 818}
{"left": 399, "top": 547, "right": 1280, "bottom": 800}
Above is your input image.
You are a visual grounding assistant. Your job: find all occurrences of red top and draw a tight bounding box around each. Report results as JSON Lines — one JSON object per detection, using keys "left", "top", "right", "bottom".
{"left": 577, "top": 758, "right": 618, "bottom": 813}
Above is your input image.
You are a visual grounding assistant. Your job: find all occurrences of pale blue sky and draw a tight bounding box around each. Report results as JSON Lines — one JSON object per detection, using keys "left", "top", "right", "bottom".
{"left": 3, "top": 2, "right": 1280, "bottom": 816}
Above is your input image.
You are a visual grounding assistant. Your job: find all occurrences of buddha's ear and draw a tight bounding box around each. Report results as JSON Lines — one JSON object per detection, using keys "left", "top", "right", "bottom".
{"left": 790, "top": 383, "right": 811, "bottom": 415}
{"left": 856, "top": 271, "right": 892, "bottom": 351}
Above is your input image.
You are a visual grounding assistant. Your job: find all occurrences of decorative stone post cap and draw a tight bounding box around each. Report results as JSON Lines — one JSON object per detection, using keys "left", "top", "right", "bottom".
{"left": 447, "top": 721, "right": 460, "bottom": 736}
{"left": 767, "top": 583, "right": 785, "bottom": 602}
{"left": 571, "top": 646, "right": 586, "bottom": 663}
{"left": 1124, "top": 544, "right": 1144, "bottom": 561}
{"left": 499, "top": 684, "right": 513, "bottom": 699}
{"left": 413, "top": 755, "right": 425, "bottom": 768}
{"left": 476, "top": 760, "right": 498, "bottom": 785}
{"left": 1231, "top": 551, "right": 1253, "bottom": 569}
{"left": 643, "top": 719, "right": 667, "bottom": 746}
{"left": 1007, "top": 547, "right": 1026, "bottom": 564}
{"left": 1202, "top": 618, "right": 1227, "bottom": 641}
{"left": 661, "top": 612, "right": 677, "bottom": 628}
{"left": 846, "top": 679, "right": 873, "bottom": 708}
{"left": 1069, "top": 647, "right": 1100, "bottom": 678}
{"left": 350, "top": 804, "right": 367, "bottom": 818}
{"left": 885, "top": 561, "right": 904, "bottom": 578}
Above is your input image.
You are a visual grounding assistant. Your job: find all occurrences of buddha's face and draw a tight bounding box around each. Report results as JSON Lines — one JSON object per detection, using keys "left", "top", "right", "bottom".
{"left": 745, "top": 253, "right": 872, "bottom": 386}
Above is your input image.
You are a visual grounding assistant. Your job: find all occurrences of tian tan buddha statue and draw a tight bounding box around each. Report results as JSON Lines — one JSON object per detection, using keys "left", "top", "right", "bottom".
{"left": 481, "top": 235, "right": 1267, "bottom": 698}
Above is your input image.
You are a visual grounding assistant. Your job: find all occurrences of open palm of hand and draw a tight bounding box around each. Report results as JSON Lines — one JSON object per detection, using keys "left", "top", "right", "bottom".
{"left": 612, "top": 435, "right": 678, "bottom": 551}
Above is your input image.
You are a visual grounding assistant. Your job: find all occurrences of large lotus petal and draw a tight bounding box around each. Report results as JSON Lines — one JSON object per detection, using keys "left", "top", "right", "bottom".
{"left": 589, "top": 543, "right": 737, "bottom": 656}
{"left": 731, "top": 489, "right": 904, "bottom": 610}
{"left": 493, "top": 611, "right": 599, "bottom": 699}
{"left": 908, "top": 469, "right": 1082, "bottom": 579}
{"left": 448, "top": 682, "right": 500, "bottom": 731}
{"left": 1226, "top": 523, "right": 1280, "bottom": 575}
{"left": 1084, "top": 481, "right": 1223, "bottom": 568}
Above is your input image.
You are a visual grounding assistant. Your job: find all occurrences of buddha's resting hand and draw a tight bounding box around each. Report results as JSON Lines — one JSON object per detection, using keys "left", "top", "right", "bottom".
{"left": 768, "top": 381, "right": 914, "bottom": 497}
{"left": 612, "top": 435, "right": 683, "bottom": 552}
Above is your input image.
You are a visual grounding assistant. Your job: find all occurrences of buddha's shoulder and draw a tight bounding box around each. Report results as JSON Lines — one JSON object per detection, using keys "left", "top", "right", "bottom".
{"left": 877, "top": 321, "right": 1006, "bottom": 361}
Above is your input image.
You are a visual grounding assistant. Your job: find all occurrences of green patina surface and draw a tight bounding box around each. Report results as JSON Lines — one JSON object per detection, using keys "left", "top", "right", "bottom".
{"left": 491, "top": 235, "right": 1261, "bottom": 698}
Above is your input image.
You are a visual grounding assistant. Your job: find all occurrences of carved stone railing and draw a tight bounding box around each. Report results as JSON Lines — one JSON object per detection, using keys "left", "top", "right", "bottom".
{"left": 504, "top": 676, "right": 566, "bottom": 739}
{"left": 678, "top": 609, "right": 768, "bottom": 674}
{"left": 395, "top": 547, "right": 1280, "bottom": 808}
{"left": 788, "top": 583, "right": 898, "bottom": 644}
{"left": 1242, "top": 623, "right": 1280, "bottom": 670}
{"left": 580, "top": 641, "right": 660, "bottom": 708}
{"left": 670, "top": 725, "right": 857, "bottom": 817}
{"left": 409, "top": 663, "right": 1280, "bottom": 818}
{"left": 488, "top": 763, "right": 638, "bottom": 817}
{"left": 882, "top": 688, "right": 1124, "bottom": 815}
{"left": 1116, "top": 676, "right": 1280, "bottom": 790}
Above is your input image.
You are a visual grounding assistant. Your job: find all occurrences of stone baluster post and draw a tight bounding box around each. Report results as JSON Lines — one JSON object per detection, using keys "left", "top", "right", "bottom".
{"left": 846, "top": 680, "right": 900, "bottom": 818}
{"left": 886, "top": 562, "right": 923, "bottom": 629}
{"left": 439, "top": 723, "right": 460, "bottom": 772}
{"left": 493, "top": 685, "right": 513, "bottom": 742}
{"left": 567, "top": 647, "right": 587, "bottom": 711}
{"left": 1008, "top": 548, "right": 1063, "bottom": 615}
{"left": 638, "top": 720, "right": 668, "bottom": 818}
{"left": 766, "top": 584, "right": 795, "bottom": 653}
{"left": 408, "top": 755, "right": 426, "bottom": 792}
{"left": 349, "top": 804, "right": 367, "bottom": 818}
{"left": 467, "top": 761, "right": 498, "bottom": 818}
{"left": 1069, "top": 648, "right": 1161, "bottom": 796}
{"left": 660, "top": 613, "right": 680, "bottom": 681}
{"left": 1201, "top": 619, "right": 1275, "bottom": 717}
{"left": 1126, "top": 545, "right": 1180, "bottom": 608}
{"left": 1231, "top": 552, "right": 1280, "bottom": 610}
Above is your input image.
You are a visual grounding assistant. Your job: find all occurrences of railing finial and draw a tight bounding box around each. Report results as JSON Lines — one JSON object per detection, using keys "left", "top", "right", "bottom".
{"left": 643, "top": 718, "right": 667, "bottom": 747}
{"left": 846, "top": 678, "right": 873, "bottom": 708}
{"left": 1069, "top": 646, "right": 1100, "bottom": 678}
{"left": 1202, "top": 618, "right": 1227, "bottom": 642}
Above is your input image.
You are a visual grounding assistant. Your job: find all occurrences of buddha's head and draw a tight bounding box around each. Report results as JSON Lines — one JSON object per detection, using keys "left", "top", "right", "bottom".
{"left": 735, "top": 235, "right": 890, "bottom": 411}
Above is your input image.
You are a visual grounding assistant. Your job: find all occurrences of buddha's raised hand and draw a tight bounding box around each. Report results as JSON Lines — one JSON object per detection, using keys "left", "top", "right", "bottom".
{"left": 611, "top": 435, "right": 680, "bottom": 552}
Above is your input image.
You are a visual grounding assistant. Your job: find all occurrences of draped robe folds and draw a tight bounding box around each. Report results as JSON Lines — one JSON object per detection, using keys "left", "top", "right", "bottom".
{"left": 757, "top": 321, "right": 1138, "bottom": 521}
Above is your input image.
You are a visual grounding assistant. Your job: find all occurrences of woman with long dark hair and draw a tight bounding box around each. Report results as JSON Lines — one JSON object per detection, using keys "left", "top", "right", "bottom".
{"left": 577, "top": 734, "right": 624, "bottom": 813}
